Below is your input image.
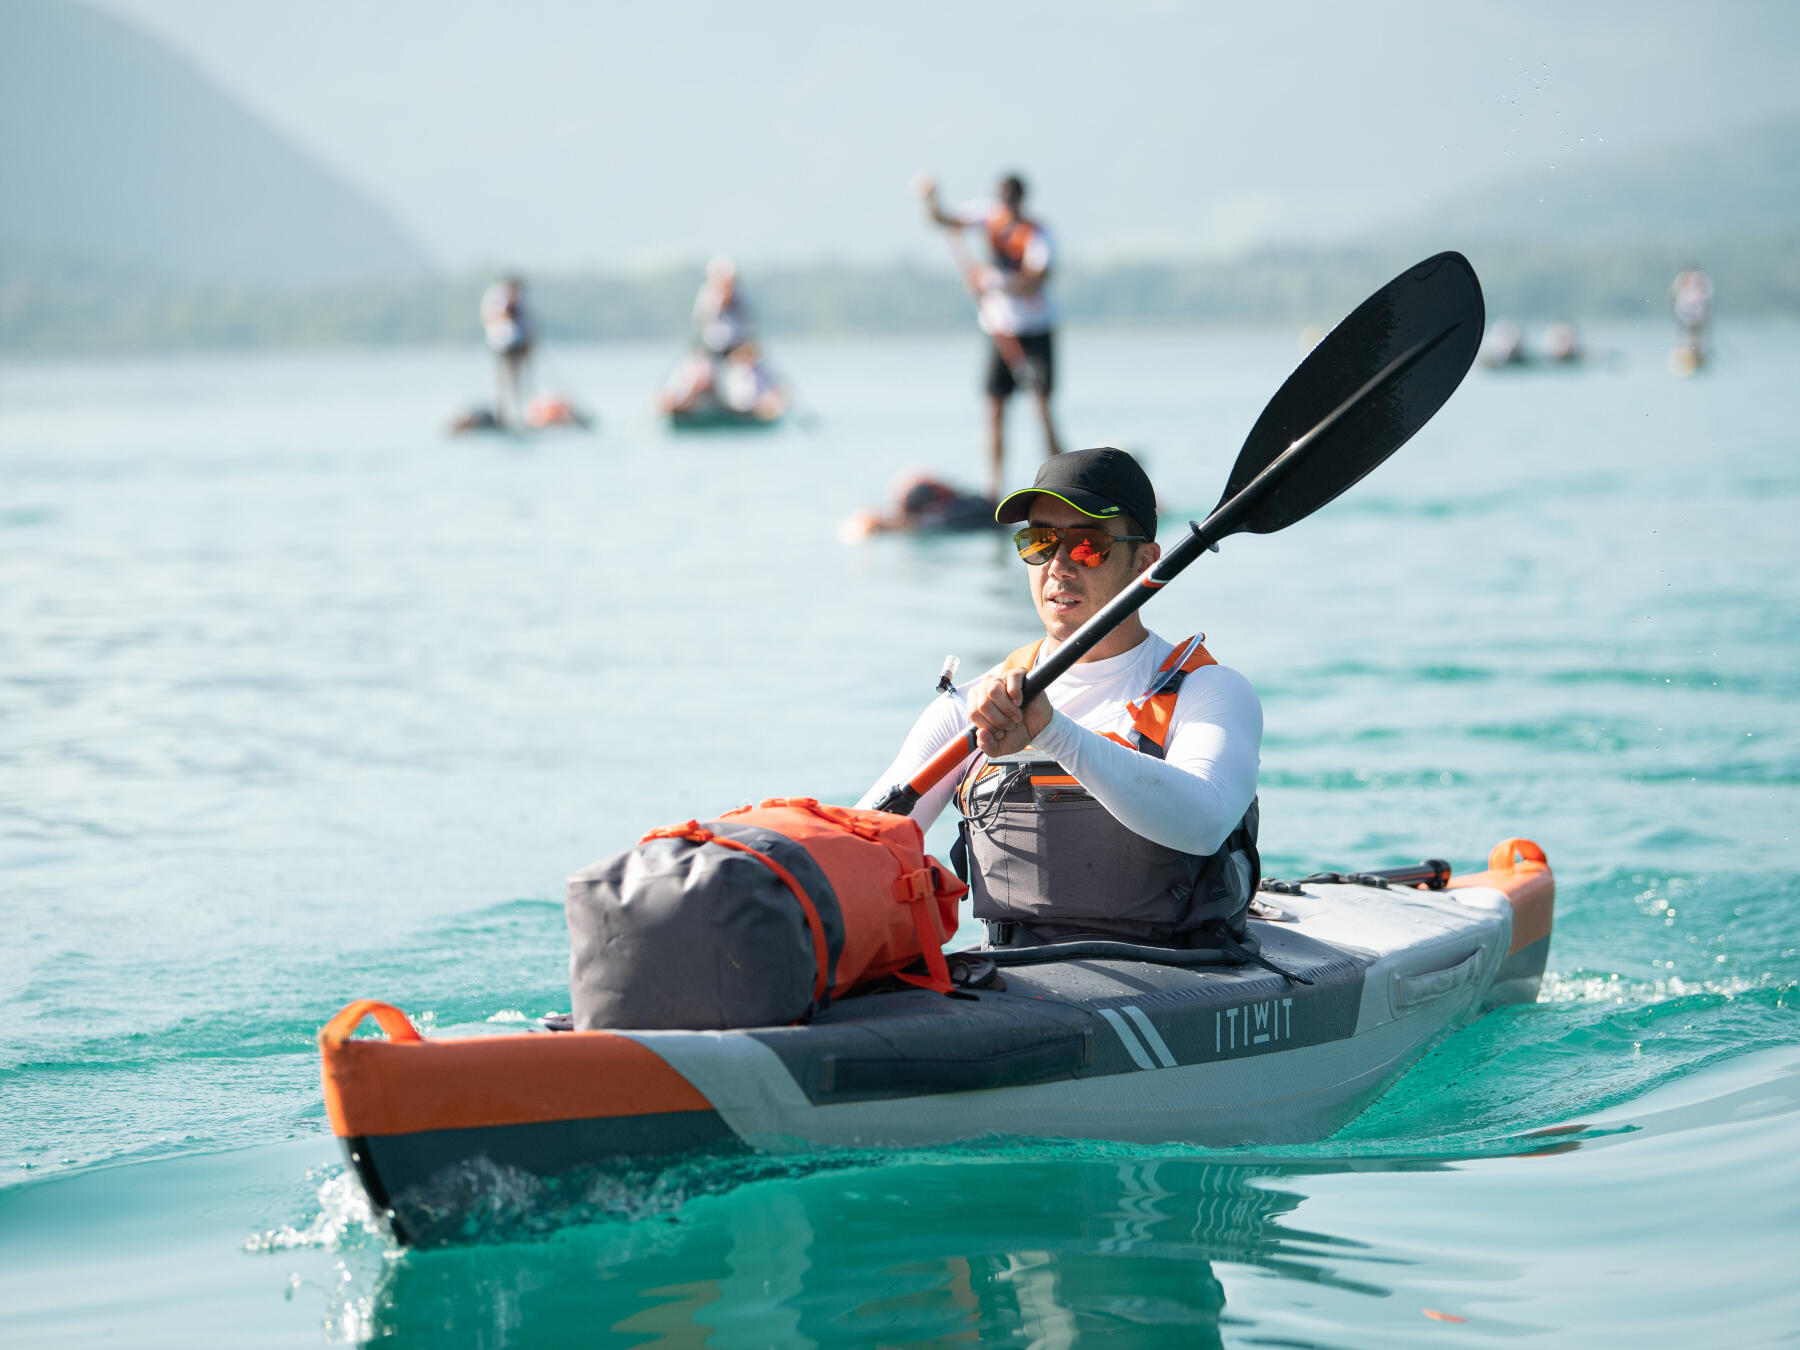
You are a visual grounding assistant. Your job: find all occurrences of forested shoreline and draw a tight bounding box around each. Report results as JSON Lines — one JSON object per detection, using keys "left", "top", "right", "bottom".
{"left": 6, "top": 232, "right": 1796, "bottom": 355}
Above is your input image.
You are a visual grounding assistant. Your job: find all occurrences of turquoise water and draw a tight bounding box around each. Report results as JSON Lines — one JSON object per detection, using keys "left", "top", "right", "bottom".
{"left": 2, "top": 320, "right": 1796, "bottom": 1345}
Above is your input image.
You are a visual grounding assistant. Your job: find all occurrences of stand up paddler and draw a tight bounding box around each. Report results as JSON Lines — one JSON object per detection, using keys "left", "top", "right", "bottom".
{"left": 918, "top": 170, "right": 1064, "bottom": 500}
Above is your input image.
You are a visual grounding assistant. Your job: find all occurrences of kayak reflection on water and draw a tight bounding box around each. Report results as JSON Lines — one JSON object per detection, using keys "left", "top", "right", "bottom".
{"left": 348, "top": 1155, "right": 1374, "bottom": 1347}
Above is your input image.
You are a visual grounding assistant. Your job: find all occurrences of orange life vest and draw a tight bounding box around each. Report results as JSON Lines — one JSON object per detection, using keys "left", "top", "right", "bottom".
{"left": 986, "top": 209, "right": 1040, "bottom": 273}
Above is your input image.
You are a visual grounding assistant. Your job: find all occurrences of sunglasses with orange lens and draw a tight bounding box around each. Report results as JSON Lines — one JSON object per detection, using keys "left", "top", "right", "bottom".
{"left": 1012, "top": 524, "right": 1149, "bottom": 568}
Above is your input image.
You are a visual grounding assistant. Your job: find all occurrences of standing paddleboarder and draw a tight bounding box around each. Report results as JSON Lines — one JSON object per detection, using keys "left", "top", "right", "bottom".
{"left": 1669, "top": 264, "right": 1713, "bottom": 374}
{"left": 917, "top": 171, "right": 1064, "bottom": 500}
{"left": 480, "top": 275, "right": 536, "bottom": 428}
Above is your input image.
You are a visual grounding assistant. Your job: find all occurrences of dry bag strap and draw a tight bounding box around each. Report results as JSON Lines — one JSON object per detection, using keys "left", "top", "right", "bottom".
{"left": 750, "top": 796, "right": 880, "bottom": 839}
{"left": 892, "top": 866, "right": 954, "bottom": 994}
{"left": 641, "top": 820, "right": 830, "bottom": 1003}
{"left": 753, "top": 797, "right": 925, "bottom": 878}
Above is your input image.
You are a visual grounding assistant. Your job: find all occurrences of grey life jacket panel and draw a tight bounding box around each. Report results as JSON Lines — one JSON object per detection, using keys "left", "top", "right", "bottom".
{"left": 957, "top": 664, "right": 1260, "bottom": 944}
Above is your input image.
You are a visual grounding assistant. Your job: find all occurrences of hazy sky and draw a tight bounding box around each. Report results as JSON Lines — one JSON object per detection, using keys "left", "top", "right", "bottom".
{"left": 95, "top": 0, "right": 1800, "bottom": 272}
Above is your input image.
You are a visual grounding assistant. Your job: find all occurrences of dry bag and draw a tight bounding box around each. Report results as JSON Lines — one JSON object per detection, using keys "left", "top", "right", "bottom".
{"left": 566, "top": 797, "right": 964, "bottom": 1030}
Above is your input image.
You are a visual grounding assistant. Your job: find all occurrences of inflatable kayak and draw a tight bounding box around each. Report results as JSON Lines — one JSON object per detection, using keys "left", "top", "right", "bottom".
{"left": 320, "top": 839, "right": 1552, "bottom": 1246}
{"left": 667, "top": 399, "right": 783, "bottom": 432}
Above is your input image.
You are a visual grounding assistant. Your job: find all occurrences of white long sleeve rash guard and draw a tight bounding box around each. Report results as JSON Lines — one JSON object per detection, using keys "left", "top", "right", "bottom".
{"left": 857, "top": 631, "right": 1262, "bottom": 855}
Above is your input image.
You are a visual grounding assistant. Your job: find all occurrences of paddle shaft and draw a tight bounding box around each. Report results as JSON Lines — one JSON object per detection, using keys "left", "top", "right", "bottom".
{"left": 938, "top": 228, "right": 1035, "bottom": 383}
{"left": 870, "top": 328, "right": 1448, "bottom": 817}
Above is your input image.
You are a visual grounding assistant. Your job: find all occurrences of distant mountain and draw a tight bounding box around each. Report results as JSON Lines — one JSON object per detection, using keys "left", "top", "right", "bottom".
{"left": 0, "top": 0, "right": 431, "bottom": 285}
{"left": 1406, "top": 117, "right": 1800, "bottom": 245}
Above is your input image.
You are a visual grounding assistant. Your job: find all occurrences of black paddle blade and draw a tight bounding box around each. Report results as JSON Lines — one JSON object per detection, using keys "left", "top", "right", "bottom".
{"left": 1215, "top": 251, "right": 1484, "bottom": 535}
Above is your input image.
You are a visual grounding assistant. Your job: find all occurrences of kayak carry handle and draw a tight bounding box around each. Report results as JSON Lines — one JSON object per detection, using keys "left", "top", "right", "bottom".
{"left": 1487, "top": 838, "right": 1548, "bottom": 873}
{"left": 319, "top": 999, "right": 422, "bottom": 1049}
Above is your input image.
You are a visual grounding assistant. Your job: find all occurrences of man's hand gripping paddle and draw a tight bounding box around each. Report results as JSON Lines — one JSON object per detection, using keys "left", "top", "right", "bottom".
{"left": 871, "top": 251, "right": 1486, "bottom": 816}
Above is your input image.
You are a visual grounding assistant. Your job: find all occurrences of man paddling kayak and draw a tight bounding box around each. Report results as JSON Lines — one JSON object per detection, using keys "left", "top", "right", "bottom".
{"left": 859, "top": 447, "right": 1262, "bottom": 948}
{"left": 917, "top": 171, "right": 1064, "bottom": 500}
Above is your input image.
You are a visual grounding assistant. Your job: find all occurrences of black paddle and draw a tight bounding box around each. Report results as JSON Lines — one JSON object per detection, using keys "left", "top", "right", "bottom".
{"left": 872, "top": 251, "right": 1485, "bottom": 816}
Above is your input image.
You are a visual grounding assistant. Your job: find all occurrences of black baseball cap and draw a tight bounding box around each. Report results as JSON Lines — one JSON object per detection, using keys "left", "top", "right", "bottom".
{"left": 994, "top": 447, "right": 1158, "bottom": 539}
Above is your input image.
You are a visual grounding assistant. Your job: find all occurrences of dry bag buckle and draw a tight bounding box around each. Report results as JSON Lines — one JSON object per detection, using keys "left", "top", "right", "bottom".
{"left": 893, "top": 870, "right": 934, "bottom": 906}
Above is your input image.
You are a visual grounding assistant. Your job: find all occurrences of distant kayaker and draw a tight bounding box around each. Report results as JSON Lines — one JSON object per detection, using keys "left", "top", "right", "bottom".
{"left": 858, "top": 448, "right": 1262, "bottom": 949}
{"left": 657, "top": 349, "right": 718, "bottom": 416}
{"left": 480, "top": 275, "right": 536, "bottom": 428}
{"left": 719, "top": 340, "right": 788, "bottom": 420}
{"left": 916, "top": 170, "right": 1064, "bottom": 500}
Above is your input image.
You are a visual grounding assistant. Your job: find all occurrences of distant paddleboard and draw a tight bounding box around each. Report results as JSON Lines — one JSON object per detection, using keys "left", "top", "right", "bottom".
{"left": 447, "top": 393, "right": 594, "bottom": 436}
{"left": 840, "top": 475, "right": 1000, "bottom": 542}
{"left": 1668, "top": 345, "right": 1705, "bottom": 378}
{"left": 667, "top": 397, "right": 784, "bottom": 432}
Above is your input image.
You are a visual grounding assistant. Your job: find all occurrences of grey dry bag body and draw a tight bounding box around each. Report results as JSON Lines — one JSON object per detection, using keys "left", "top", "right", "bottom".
{"left": 565, "top": 820, "right": 845, "bottom": 1032}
